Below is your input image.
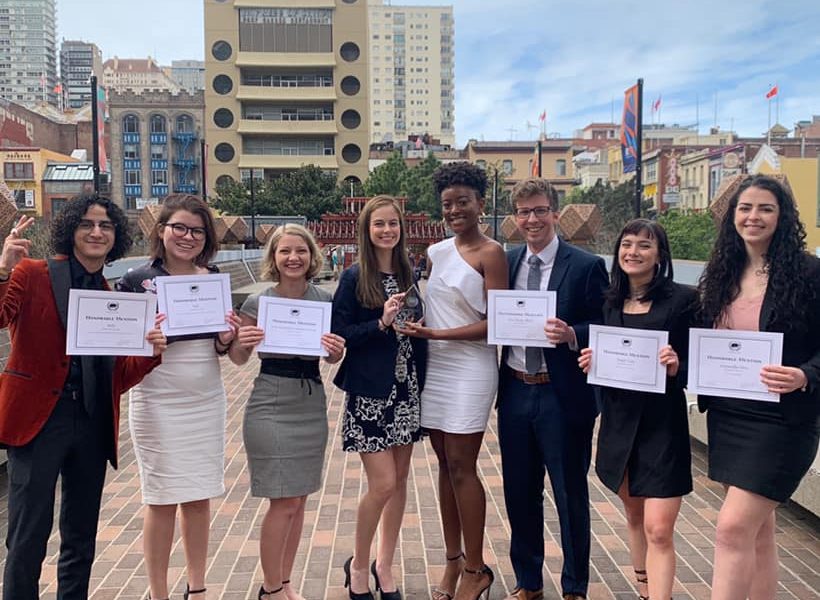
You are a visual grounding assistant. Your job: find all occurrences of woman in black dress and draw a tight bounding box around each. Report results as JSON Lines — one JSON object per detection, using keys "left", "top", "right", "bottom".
{"left": 579, "top": 219, "right": 696, "bottom": 600}
{"left": 697, "top": 175, "right": 820, "bottom": 600}
{"left": 332, "top": 196, "right": 428, "bottom": 600}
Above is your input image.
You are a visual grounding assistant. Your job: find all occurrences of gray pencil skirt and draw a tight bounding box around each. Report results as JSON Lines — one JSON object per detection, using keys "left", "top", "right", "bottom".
{"left": 242, "top": 373, "right": 329, "bottom": 499}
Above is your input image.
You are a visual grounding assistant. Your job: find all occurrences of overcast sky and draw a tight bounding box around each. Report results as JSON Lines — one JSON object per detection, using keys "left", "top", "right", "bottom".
{"left": 60, "top": 0, "right": 820, "bottom": 145}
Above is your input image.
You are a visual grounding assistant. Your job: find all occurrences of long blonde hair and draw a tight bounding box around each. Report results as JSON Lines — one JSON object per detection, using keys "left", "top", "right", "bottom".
{"left": 356, "top": 195, "right": 414, "bottom": 308}
{"left": 260, "top": 223, "right": 324, "bottom": 282}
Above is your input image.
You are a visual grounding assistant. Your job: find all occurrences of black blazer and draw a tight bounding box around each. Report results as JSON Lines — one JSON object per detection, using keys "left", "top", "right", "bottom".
{"left": 501, "top": 239, "right": 609, "bottom": 424}
{"left": 332, "top": 264, "right": 428, "bottom": 398}
{"left": 698, "top": 254, "right": 820, "bottom": 426}
{"left": 602, "top": 281, "right": 698, "bottom": 394}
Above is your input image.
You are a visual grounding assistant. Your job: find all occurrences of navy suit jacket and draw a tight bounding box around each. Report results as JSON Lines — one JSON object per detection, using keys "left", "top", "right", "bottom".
{"left": 332, "top": 264, "right": 428, "bottom": 398}
{"left": 501, "top": 239, "right": 609, "bottom": 424}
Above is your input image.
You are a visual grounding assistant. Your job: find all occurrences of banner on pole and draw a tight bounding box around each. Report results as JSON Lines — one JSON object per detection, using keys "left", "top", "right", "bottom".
{"left": 621, "top": 84, "right": 639, "bottom": 174}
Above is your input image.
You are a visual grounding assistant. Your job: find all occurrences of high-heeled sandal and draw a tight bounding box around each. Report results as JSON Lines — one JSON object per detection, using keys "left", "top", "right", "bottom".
{"left": 370, "top": 559, "right": 402, "bottom": 600}
{"left": 344, "top": 556, "right": 375, "bottom": 600}
{"left": 635, "top": 569, "right": 649, "bottom": 600}
{"left": 460, "top": 565, "right": 494, "bottom": 600}
{"left": 432, "top": 552, "right": 465, "bottom": 600}
{"left": 259, "top": 585, "right": 284, "bottom": 599}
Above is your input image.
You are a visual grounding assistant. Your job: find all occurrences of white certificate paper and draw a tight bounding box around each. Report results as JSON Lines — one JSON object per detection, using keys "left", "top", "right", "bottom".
{"left": 487, "top": 290, "right": 557, "bottom": 347}
{"left": 587, "top": 325, "right": 669, "bottom": 394}
{"left": 257, "top": 296, "right": 331, "bottom": 357}
{"left": 155, "top": 274, "right": 232, "bottom": 336}
{"left": 66, "top": 289, "right": 157, "bottom": 356}
{"left": 688, "top": 328, "right": 784, "bottom": 403}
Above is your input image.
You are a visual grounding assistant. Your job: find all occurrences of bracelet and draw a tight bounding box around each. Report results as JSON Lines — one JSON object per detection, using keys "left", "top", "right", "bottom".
{"left": 0, "top": 267, "right": 10, "bottom": 282}
{"left": 214, "top": 338, "right": 232, "bottom": 356}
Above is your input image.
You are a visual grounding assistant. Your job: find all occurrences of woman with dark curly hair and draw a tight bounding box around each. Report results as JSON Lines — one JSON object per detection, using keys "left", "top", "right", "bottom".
{"left": 401, "top": 162, "right": 507, "bottom": 600}
{"left": 579, "top": 219, "right": 696, "bottom": 600}
{"left": 117, "top": 194, "right": 238, "bottom": 600}
{"left": 696, "top": 175, "right": 820, "bottom": 600}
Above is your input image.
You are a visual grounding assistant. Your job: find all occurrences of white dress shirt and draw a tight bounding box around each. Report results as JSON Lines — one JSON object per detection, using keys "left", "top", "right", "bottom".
{"left": 506, "top": 236, "right": 559, "bottom": 373}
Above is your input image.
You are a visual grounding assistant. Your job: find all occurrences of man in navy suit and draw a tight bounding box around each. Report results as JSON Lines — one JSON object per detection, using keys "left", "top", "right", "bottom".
{"left": 498, "top": 178, "right": 608, "bottom": 600}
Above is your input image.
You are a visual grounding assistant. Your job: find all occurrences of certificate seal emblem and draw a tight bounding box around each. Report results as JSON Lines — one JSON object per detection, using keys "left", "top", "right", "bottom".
{"left": 621, "top": 339, "right": 632, "bottom": 347}
{"left": 290, "top": 308, "right": 300, "bottom": 317}
{"left": 729, "top": 341, "right": 742, "bottom": 352}
{"left": 189, "top": 284, "right": 199, "bottom": 294}
{"left": 107, "top": 301, "right": 119, "bottom": 312}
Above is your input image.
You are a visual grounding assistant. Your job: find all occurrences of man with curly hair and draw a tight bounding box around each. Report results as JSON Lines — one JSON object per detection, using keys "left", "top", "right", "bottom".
{"left": 0, "top": 194, "right": 167, "bottom": 600}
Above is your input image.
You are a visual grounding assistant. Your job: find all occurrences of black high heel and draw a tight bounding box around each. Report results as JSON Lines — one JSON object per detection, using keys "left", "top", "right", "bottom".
{"left": 635, "top": 569, "right": 649, "bottom": 600}
{"left": 259, "top": 585, "right": 284, "bottom": 599}
{"left": 183, "top": 584, "right": 207, "bottom": 600}
{"left": 461, "top": 565, "right": 494, "bottom": 600}
{"left": 344, "top": 556, "right": 375, "bottom": 600}
{"left": 370, "top": 560, "right": 402, "bottom": 600}
{"left": 432, "top": 552, "right": 464, "bottom": 600}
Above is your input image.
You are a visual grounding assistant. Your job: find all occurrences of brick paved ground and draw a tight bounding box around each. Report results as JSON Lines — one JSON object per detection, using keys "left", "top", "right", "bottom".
{"left": 1, "top": 348, "right": 818, "bottom": 599}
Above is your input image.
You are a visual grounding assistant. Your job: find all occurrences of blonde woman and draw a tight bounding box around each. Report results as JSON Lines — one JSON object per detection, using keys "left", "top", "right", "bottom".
{"left": 229, "top": 224, "right": 345, "bottom": 600}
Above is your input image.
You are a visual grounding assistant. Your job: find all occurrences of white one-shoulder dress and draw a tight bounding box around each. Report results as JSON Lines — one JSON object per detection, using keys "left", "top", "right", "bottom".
{"left": 420, "top": 237, "right": 499, "bottom": 434}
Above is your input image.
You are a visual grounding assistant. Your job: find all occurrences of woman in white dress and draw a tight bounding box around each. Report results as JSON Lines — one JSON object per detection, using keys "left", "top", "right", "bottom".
{"left": 117, "top": 194, "right": 239, "bottom": 600}
{"left": 400, "top": 162, "right": 507, "bottom": 600}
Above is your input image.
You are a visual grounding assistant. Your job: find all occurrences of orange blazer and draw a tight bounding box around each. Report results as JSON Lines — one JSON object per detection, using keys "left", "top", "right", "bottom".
{"left": 0, "top": 256, "right": 161, "bottom": 467}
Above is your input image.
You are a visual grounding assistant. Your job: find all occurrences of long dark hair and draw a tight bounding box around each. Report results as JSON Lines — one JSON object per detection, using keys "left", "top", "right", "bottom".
{"left": 698, "top": 175, "right": 811, "bottom": 327}
{"left": 51, "top": 194, "right": 132, "bottom": 262}
{"left": 605, "top": 219, "right": 674, "bottom": 307}
{"left": 355, "top": 195, "right": 414, "bottom": 308}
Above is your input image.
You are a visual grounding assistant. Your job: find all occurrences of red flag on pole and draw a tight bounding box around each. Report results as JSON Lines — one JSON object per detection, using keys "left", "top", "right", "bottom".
{"left": 766, "top": 85, "right": 778, "bottom": 99}
{"left": 538, "top": 110, "right": 546, "bottom": 122}
{"left": 652, "top": 95, "right": 662, "bottom": 112}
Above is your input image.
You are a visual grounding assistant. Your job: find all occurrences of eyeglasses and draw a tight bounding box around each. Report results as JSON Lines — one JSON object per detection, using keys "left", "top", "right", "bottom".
{"left": 514, "top": 207, "right": 553, "bottom": 219}
{"left": 77, "top": 219, "right": 115, "bottom": 233}
{"left": 164, "top": 222, "right": 207, "bottom": 241}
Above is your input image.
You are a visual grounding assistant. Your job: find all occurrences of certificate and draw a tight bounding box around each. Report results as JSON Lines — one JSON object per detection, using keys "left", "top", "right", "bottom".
{"left": 487, "top": 290, "right": 557, "bottom": 347}
{"left": 257, "top": 296, "right": 331, "bottom": 357}
{"left": 155, "top": 274, "right": 232, "bottom": 336}
{"left": 66, "top": 289, "right": 157, "bottom": 356}
{"left": 587, "top": 325, "right": 669, "bottom": 394}
{"left": 687, "top": 328, "right": 784, "bottom": 403}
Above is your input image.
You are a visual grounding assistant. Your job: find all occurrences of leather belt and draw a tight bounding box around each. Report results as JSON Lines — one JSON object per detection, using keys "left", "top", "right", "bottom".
{"left": 509, "top": 368, "right": 550, "bottom": 385}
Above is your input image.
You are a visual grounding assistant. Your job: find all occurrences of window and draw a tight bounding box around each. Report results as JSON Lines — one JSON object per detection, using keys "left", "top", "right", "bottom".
{"left": 152, "top": 170, "right": 168, "bottom": 185}
{"left": 502, "top": 160, "right": 513, "bottom": 175}
{"left": 3, "top": 162, "right": 34, "bottom": 180}
{"left": 151, "top": 144, "right": 167, "bottom": 160}
{"left": 556, "top": 159, "right": 566, "bottom": 176}
{"left": 238, "top": 8, "right": 332, "bottom": 53}
{"left": 123, "top": 144, "right": 139, "bottom": 160}
{"left": 150, "top": 115, "right": 166, "bottom": 133}
{"left": 122, "top": 114, "right": 139, "bottom": 133}
{"left": 176, "top": 114, "right": 194, "bottom": 133}
{"left": 125, "top": 170, "right": 141, "bottom": 185}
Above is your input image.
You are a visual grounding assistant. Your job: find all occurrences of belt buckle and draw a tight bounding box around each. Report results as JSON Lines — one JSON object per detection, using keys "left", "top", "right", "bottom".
{"left": 522, "top": 372, "right": 540, "bottom": 384}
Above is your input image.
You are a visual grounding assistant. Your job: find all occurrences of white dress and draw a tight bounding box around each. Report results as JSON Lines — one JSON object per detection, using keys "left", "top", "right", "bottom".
{"left": 421, "top": 237, "right": 499, "bottom": 434}
{"left": 129, "top": 339, "right": 227, "bottom": 505}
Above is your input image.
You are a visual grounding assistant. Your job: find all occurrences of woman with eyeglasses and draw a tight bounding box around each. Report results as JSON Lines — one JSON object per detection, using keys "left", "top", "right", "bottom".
{"left": 332, "top": 196, "right": 427, "bottom": 600}
{"left": 117, "top": 194, "right": 239, "bottom": 600}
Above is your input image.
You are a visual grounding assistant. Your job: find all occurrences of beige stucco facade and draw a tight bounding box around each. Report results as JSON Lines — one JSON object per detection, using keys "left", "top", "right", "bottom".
{"left": 204, "top": 0, "right": 370, "bottom": 193}
{"left": 758, "top": 155, "right": 820, "bottom": 254}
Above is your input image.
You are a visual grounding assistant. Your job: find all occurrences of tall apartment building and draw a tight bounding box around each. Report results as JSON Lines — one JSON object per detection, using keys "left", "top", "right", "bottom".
{"left": 367, "top": 0, "right": 454, "bottom": 147}
{"left": 60, "top": 40, "right": 103, "bottom": 109}
{"left": 170, "top": 60, "right": 205, "bottom": 92}
{"left": 0, "top": 0, "right": 58, "bottom": 107}
{"left": 103, "top": 57, "right": 181, "bottom": 94}
{"left": 204, "top": 0, "right": 370, "bottom": 192}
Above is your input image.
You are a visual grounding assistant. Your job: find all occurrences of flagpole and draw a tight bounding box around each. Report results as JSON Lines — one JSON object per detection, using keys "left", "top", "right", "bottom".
{"left": 635, "top": 78, "right": 643, "bottom": 218}
{"left": 537, "top": 139, "right": 542, "bottom": 178}
{"left": 91, "top": 75, "right": 100, "bottom": 194}
{"left": 767, "top": 96, "right": 772, "bottom": 146}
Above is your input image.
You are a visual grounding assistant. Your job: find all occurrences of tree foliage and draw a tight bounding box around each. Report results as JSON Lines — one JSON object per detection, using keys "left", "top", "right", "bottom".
{"left": 565, "top": 180, "right": 652, "bottom": 253}
{"left": 211, "top": 165, "right": 342, "bottom": 221}
{"left": 657, "top": 210, "right": 717, "bottom": 261}
{"left": 403, "top": 152, "right": 442, "bottom": 217}
{"left": 363, "top": 152, "right": 407, "bottom": 197}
